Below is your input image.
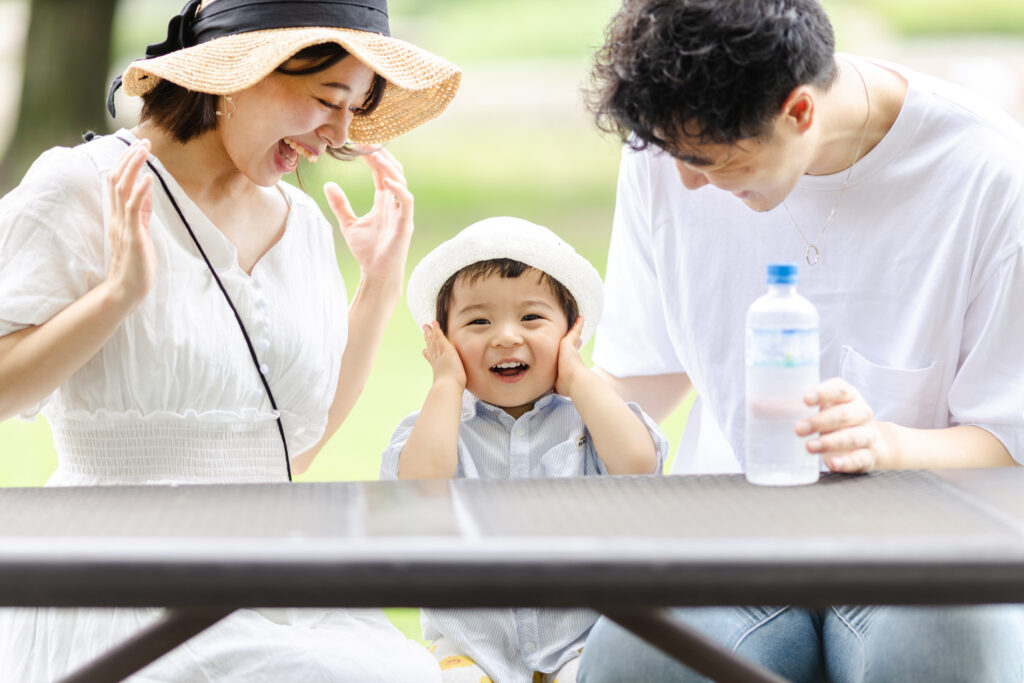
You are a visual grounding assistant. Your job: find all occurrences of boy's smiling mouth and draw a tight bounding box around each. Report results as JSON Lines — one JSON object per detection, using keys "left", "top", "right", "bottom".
{"left": 490, "top": 360, "right": 528, "bottom": 380}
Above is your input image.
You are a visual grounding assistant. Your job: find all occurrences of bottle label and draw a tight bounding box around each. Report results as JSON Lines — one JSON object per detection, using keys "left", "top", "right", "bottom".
{"left": 747, "top": 327, "right": 820, "bottom": 367}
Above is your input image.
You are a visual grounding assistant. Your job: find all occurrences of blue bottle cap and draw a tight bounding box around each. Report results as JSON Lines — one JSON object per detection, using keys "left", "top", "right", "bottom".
{"left": 766, "top": 262, "right": 799, "bottom": 285}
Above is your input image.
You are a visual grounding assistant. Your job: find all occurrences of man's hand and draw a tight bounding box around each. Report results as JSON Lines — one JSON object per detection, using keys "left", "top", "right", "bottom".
{"left": 797, "top": 377, "right": 891, "bottom": 472}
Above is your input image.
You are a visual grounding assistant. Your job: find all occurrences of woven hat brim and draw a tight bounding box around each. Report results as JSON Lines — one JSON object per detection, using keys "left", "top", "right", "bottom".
{"left": 407, "top": 218, "right": 605, "bottom": 345}
{"left": 121, "top": 27, "right": 460, "bottom": 144}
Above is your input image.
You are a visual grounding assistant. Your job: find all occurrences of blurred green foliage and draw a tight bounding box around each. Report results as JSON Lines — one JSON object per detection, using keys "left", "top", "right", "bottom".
{"left": 841, "top": 0, "right": 1024, "bottom": 36}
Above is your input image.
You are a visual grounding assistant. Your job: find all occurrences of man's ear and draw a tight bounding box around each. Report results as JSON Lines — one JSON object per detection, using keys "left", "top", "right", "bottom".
{"left": 779, "top": 85, "right": 816, "bottom": 134}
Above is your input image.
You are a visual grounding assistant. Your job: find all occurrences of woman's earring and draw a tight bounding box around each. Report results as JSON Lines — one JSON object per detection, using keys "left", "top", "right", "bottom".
{"left": 216, "top": 95, "right": 235, "bottom": 120}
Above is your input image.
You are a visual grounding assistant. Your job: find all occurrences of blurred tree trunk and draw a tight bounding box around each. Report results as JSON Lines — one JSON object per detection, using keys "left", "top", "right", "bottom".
{"left": 0, "top": 0, "right": 118, "bottom": 192}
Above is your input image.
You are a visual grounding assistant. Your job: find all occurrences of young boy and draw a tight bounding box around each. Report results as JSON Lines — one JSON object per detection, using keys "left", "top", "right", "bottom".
{"left": 380, "top": 216, "right": 668, "bottom": 683}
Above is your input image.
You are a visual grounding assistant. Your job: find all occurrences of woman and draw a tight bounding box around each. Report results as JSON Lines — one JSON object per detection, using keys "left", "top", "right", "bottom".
{"left": 0, "top": 0, "right": 459, "bottom": 679}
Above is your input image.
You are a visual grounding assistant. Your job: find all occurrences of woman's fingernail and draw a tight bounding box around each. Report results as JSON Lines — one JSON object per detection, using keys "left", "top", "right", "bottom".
{"left": 807, "top": 439, "right": 821, "bottom": 452}
{"left": 795, "top": 420, "right": 811, "bottom": 435}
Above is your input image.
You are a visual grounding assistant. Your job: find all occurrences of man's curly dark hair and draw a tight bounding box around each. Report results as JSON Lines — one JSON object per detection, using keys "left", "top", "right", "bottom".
{"left": 586, "top": 0, "right": 837, "bottom": 153}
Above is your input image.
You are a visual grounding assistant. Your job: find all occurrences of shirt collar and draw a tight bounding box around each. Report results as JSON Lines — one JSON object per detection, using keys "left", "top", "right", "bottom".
{"left": 461, "top": 390, "right": 563, "bottom": 423}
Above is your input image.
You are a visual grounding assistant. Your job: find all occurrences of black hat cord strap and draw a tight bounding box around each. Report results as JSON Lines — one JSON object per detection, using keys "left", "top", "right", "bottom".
{"left": 114, "top": 136, "right": 292, "bottom": 481}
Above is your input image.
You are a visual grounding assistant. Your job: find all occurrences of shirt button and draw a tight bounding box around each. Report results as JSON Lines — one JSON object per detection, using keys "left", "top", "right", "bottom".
{"left": 524, "top": 642, "right": 536, "bottom": 653}
{"left": 259, "top": 363, "right": 269, "bottom": 375}
{"left": 255, "top": 298, "right": 267, "bottom": 310}
{"left": 257, "top": 338, "right": 271, "bottom": 352}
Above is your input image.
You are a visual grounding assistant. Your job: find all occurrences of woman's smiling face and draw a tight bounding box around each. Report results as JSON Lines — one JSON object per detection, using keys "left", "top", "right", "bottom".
{"left": 219, "top": 53, "right": 377, "bottom": 185}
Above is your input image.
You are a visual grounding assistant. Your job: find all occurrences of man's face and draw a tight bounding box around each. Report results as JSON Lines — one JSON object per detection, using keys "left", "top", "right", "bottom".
{"left": 669, "top": 118, "right": 811, "bottom": 213}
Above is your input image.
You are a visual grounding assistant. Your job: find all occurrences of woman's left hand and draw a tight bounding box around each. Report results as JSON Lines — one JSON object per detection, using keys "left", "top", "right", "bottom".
{"left": 796, "top": 377, "right": 891, "bottom": 473}
{"left": 324, "top": 147, "right": 413, "bottom": 297}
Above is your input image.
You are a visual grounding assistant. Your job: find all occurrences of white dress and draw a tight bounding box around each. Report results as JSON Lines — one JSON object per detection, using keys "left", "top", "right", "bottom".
{"left": 0, "top": 131, "right": 440, "bottom": 681}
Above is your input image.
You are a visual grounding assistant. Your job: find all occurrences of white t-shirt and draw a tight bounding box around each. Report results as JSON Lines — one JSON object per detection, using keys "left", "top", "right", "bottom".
{"left": 0, "top": 130, "right": 348, "bottom": 483}
{"left": 593, "top": 59, "right": 1024, "bottom": 473}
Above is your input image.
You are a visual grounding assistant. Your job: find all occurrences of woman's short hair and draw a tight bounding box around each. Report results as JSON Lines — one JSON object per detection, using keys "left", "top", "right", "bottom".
{"left": 586, "top": 0, "right": 837, "bottom": 153}
{"left": 435, "top": 259, "right": 579, "bottom": 334}
{"left": 140, "top": 43, "right": 385, "bottom": 157}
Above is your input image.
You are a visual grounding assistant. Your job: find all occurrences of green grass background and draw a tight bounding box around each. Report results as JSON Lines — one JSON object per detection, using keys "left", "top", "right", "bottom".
{"left": 1, "top": 0, "right": 1020, "bottom": 643}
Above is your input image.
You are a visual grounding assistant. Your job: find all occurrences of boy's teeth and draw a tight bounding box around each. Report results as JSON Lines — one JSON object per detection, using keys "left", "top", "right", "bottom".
{"left": 493, "top": 361, "right": 525, "bottom": 369}
{"left": 283, "top": 137, "right": 319, "bottom": 163}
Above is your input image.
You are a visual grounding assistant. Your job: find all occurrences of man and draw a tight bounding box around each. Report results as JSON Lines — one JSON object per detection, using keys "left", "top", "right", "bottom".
{"left": 577, "top": 0, "right": 1024, "bottom": 680}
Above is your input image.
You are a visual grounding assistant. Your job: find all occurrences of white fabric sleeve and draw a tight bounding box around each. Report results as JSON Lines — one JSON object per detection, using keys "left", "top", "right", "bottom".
{"left": 379, "top": 411, "right": 420, "bottom": 480}
{"left": 0, "top": 146, "right": 105, "bottom": 337}
{"left": 0, "top": 147, "right": 105, "bottom": 418}
{"left": 379, "top": 411, "right": 476, "bottom": 480}
{"left": 585, "top": 403, "right": 669, "bottom": 475}
{"left": 628, "top": 401, "right": 670, "bottom": 474}
{"left": 592, "top": 146, "right": 685, "bottom": 377}
{"left": 949, "top": 244, "right": 1024, "bottom": 462}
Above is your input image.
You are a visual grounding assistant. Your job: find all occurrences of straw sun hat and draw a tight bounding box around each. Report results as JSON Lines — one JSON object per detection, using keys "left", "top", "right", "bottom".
{"left": 110, "top": 0, "right": 461, "bottom": 144}
{"left": 407, "top": 217, "right": 605, "bottom": 344}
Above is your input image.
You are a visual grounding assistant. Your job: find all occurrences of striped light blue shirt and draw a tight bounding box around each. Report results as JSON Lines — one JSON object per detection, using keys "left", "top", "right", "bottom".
{"left": 381, "top": 391, "right": 669, "bottom": 682}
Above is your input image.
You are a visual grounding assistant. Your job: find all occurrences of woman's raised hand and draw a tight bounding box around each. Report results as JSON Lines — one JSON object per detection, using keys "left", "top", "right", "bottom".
{"left": 324, "top": 147, "right": 414, "bottom": 300}
{"left": 105, "top": 139, "right": 156, "bottom": 310}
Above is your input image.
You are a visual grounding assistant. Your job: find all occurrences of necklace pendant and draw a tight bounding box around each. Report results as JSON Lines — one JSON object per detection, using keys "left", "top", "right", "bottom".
{"left": 805, "top": 244, "right": 820, "bottom": 266}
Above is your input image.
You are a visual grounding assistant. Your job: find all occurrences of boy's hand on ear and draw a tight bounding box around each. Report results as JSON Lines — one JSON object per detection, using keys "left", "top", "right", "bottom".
{"left": 555, "top": 316, "right": 587, "bottom": 397}
{"left": 422, "top": 321, "right": 466, "bottom": 390}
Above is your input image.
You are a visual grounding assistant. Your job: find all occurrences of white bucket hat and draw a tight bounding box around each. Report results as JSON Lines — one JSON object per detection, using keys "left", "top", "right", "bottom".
{"left": 407, "top": 217, "right": 605, "bottom": 343}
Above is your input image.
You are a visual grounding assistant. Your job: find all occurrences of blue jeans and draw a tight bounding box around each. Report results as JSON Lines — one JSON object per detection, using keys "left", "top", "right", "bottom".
{"left": 577, "top": 605, "right": 1024, "bottom": 683}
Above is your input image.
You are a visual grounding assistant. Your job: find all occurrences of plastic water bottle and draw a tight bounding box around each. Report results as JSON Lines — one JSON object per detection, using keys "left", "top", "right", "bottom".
{"left": 745, "top": 263, "right": 821, "bottom": 486}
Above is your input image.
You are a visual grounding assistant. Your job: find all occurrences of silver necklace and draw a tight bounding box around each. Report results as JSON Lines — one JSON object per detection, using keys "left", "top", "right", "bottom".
{"left": 783, "top": 58, "right": 871, "bottom": 266}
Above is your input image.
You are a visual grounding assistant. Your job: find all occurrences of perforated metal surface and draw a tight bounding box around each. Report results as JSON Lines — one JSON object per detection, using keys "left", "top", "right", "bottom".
{"left": 0, "top": 471, "right": 1016, "bottom": 542}
{"left": 3, "top": 471, "right": 1024, "bottom": 611}
{"left": 0, "top": 481, "right": 368, "bottom": 538}
{"left": 450, "top": 471, "right": 1010, "bottom": 540}
{"left": 934, "top": 468, "right": 1024, "bottom": 529}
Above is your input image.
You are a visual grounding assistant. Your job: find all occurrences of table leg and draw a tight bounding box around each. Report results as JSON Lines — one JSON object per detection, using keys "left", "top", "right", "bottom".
{"left": 58, "top": 608, "right": 233, "bottom": 683}
{"left": 601, "top": 606, "right": 788, "bottom": 683}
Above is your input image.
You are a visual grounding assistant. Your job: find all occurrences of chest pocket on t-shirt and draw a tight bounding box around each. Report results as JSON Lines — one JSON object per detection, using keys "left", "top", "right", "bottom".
{"left": 839, "top": 345, "right": 945, "bottom": 429}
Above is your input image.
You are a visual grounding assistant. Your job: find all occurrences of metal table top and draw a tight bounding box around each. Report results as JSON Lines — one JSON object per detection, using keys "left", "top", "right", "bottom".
{"left": 2, "top": 469, "right": 1023, "bottom": 609}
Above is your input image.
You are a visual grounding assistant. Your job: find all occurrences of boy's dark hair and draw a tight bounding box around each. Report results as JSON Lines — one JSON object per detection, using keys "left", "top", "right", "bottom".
{"left": 435, "top": 259, "right": 579, "bottom": 334}
{"left": 586, "top": 0, "right": 837, "bottom": 153}
{"left": 140, "top": 43, "right": 386, "bottom": 159}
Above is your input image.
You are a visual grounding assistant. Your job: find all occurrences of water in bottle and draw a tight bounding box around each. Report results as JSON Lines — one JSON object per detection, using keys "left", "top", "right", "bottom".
{"left": 745, "top": 263, "right": 821, "bottom": 486}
